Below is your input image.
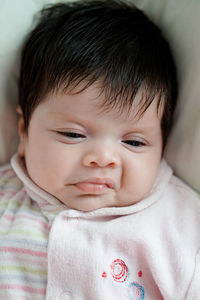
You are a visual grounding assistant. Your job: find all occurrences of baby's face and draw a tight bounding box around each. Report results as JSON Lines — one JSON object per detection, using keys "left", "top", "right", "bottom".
{"left": 18, "top": 84, "right": 163, "bottom": 211}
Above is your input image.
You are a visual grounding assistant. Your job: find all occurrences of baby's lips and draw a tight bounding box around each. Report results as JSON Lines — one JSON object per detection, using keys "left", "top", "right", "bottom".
{"left": 75, "top": 178, "right": 115, "bottom": 194}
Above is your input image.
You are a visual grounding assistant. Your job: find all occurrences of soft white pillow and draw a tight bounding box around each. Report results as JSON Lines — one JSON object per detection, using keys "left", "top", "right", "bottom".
{"left": 0, "top": 0, "right": 57, "bottom": 164}
{"left": 0, "top": 0, "right": 199, "bottom": 193}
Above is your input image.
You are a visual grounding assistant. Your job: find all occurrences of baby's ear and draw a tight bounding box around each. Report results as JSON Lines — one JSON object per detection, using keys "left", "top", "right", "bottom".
{"left": 17, "top": 106, "right": 26, "bottom": 157}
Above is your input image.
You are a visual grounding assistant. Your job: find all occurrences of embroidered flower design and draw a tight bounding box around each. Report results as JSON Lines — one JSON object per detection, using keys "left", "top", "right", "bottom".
{"left": 102, "top": 258, "right": 145, "bottom": 299}
{"left": 110, "top": 259, "right": 128, "bottom": 283}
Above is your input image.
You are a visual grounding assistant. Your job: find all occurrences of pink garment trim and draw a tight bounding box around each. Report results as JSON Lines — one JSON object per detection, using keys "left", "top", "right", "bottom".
{"left": 0, "top": 284, "right": 46, "bottom": 295}
{"left": 0, "top": 247, "right": 47, "bottom": 258}
{"left": 2, "top": 214, "right": 50, "bottom": 231}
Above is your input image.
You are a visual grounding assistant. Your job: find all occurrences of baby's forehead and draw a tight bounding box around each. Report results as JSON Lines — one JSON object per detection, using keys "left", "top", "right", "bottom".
{"left": 41, "top": 83, "right": 163, "bottom": 126}
{"left": 84, "top": 88, "right": 163, "bottom": 123}
{"left": 59, "top": 81, "right": 161, "bottom": 113}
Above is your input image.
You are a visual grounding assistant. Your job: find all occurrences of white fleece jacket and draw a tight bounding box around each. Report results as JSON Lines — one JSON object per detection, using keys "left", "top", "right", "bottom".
{"left": 1, "top": 154, "right": 200, "bottom": 300}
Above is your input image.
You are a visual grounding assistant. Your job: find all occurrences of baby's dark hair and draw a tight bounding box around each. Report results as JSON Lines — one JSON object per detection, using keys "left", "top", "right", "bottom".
{"left": 19, "top": 0, "right": 177, "bottom": 146}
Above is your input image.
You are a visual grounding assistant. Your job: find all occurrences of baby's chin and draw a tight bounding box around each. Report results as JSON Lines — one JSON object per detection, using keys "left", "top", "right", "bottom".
{"left": 61, "top": 194, "right": 143, "bottom": 212}
{"left": 64, "top": 197, "right": 115, "bottom": 212}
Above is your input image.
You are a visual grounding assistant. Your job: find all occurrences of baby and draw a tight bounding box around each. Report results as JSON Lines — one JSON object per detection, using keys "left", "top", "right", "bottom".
{"left": 0, "top": 0, "right": 200, "bottom": 299}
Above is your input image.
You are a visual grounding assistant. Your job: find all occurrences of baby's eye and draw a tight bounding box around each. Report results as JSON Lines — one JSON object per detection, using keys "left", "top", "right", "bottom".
{"left": 122, "top": 140, "right": 146, "bottom": 147}
{"left": 58, "top": 132, "right": 85, "bottom": 139}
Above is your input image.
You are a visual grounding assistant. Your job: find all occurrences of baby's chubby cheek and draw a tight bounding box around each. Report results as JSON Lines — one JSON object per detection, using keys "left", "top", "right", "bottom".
{"left": 118, "top": 163, "right": 159, "bottom": 206}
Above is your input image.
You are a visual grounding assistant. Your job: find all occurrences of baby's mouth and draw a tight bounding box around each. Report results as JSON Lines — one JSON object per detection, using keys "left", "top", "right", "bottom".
{"left": 74, "top": 178, "right": 115, "bottom": 194}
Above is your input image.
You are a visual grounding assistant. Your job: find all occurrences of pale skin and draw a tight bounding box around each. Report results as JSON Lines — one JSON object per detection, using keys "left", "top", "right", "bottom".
{"left": 18, "top": 83, "right": 163, "bottom": 212}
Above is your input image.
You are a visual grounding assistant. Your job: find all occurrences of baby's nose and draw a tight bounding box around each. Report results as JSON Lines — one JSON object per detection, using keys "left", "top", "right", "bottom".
{"left": 82, "top": 143, "right": 120, "bottom": 168}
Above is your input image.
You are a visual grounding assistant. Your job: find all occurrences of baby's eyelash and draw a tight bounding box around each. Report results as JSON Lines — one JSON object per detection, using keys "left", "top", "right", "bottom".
{"left": 58, "top": 132, "right": 85, "bottom": 138}
{"left": 122, "top": 140, "right": 146, "bottom": 147}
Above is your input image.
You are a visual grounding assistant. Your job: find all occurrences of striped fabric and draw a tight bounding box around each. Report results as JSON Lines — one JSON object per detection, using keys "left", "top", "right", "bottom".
{"left": 0, "top": 164, "right": 49, "bottom": 299}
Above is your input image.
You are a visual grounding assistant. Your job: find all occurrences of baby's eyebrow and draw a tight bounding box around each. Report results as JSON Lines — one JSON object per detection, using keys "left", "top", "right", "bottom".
{"left": 46, "top": 112, "right": 74, "bottom": 124}
{"left": 47, "top": 111, "right": 85, "bottom": 126}
{"left": 48, "top": 112, "right": 68, "bottom": 116}
{"left": 125, "top": 126, "right": 162, "bottom": 137}
{"left": 48, "top": 112, "right": 72, "bottom": 119}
